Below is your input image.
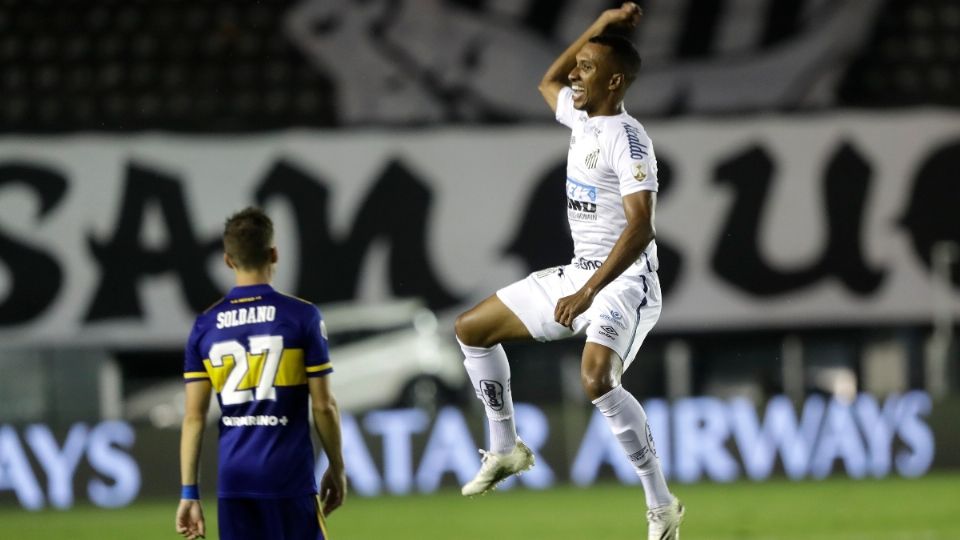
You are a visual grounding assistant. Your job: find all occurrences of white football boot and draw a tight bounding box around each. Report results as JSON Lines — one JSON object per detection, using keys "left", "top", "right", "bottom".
{"left": 647, "top": 497, "right": 684, "bottom": 540}
{"left": 461, "top": 439, "right": 535, "bottom": 496}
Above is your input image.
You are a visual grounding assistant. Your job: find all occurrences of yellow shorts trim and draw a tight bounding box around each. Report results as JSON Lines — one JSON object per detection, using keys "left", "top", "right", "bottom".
{"left": 315, "top": 495, "right": 329, "bottom": 539}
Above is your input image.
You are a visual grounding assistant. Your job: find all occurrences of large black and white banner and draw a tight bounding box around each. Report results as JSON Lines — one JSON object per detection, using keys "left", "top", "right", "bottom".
{"left": 1, "top": 112, "right": 958, "bottom": 346}
{"left": 286, "top": 0, "right": 882, "bottom": 123}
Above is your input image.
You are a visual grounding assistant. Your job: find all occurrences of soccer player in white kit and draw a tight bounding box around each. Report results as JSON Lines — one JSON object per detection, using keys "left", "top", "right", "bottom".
{"left": 455, "top": 3, "right": 684, "bottom": 538}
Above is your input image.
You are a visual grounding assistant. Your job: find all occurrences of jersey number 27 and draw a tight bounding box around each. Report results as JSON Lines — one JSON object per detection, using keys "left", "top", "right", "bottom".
{"left": 208, "top": 335, "right": 284, "bottom": 405}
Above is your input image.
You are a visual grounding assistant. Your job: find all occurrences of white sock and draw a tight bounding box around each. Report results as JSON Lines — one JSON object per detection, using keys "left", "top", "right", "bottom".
{"left": 593, "top": 385, "right": 674, "bottom": 509}
{"left": 458, "top": 338, "right": 517, "bottom": 455}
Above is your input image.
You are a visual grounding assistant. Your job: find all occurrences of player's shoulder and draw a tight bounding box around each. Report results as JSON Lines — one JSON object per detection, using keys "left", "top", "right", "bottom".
{"left": 188, "top": 296, "right": 226, "bottom": 339}
{"left": 272, "top": 290, "right": 321, "bottom": 316}
{"left": 602, "top": 112, "right": 650, "bottom": 139}
{"left": 201, "top": 296, "right": 227, "bottom": 314}
{"left": 600, "top": 113, "right": 653, "bottom": 157}
{"left": 272, "top": 289, "right": 314, "bottom": 306}
{"left": 195, "top": 296, "right": 227, "bottom": 323}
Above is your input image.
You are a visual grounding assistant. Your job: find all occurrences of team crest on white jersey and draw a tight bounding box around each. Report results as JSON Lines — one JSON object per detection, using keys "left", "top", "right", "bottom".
{"left": 585, "top": 149, "right": 599, "bottom": 169}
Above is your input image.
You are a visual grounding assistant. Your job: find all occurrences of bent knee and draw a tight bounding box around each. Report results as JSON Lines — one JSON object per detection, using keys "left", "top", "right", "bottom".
{"left": 455, "top": 311, "right": 487, "bottom": 348}
{"left": 581, "top": 369, "right": 616, "bottom": 401}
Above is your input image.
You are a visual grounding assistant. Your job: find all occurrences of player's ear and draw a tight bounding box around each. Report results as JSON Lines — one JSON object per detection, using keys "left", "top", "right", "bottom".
{"left": 609, "top": 73, "right": 624, "bottom": 91}
{"left": 223, "top": 252, "right": 235, "bottom": 270}
{"left": 269, "top": 246, "right": 278, "bottom": 264}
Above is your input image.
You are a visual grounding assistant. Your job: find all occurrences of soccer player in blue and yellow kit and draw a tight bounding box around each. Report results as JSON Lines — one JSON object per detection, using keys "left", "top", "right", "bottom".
{"left": 176, "top": 208, "right": 346, "bottom": 540}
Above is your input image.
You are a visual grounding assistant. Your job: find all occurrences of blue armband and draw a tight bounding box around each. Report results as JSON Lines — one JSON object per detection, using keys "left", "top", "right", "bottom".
{"left": 181, "top": 484, "right": 200, "bottom": 500}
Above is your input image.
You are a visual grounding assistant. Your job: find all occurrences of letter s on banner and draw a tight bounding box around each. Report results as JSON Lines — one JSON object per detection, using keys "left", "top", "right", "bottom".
{"left": 86, "top": 421, "right": 141, "bottom": 508}
{"left": 25, "top": 423, "right": 88, "bottom": 509}
{"left": 895, "top": 391, "right": 935, "bottom": 477}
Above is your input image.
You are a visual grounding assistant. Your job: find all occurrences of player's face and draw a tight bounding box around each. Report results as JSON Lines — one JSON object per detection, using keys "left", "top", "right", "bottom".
{"left": 568, "top": 42, "right": 614, "bottom": 113}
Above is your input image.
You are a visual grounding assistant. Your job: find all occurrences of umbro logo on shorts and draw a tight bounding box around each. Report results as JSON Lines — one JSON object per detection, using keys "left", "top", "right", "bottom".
{"left": 598, "top": 325, "right": 618, "bottom": 339}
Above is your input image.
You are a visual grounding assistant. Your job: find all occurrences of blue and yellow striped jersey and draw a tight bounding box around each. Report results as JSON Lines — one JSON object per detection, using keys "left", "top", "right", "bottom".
{"left": 184, "top": 283, "right": 331, "bottom": 498}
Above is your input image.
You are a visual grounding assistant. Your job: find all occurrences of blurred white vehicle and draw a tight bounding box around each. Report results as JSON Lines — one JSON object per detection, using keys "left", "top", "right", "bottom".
{"left": 321, "top": 299, "right": 465, "bottom": 412}
{"left": 124, "top": 299, "right": 466, "bottom": 428}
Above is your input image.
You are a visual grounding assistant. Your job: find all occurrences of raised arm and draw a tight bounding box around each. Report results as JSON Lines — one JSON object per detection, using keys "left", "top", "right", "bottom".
{"left": 537, "top": 2, "right": 643, "bottom": 113}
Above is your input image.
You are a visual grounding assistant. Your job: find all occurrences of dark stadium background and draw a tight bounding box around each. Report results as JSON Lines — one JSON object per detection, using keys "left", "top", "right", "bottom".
{"left": 0, "top": 1, "right": 958, "bottom": 537}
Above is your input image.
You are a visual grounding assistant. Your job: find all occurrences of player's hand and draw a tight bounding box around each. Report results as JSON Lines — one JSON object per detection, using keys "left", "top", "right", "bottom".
{"left": 599, "top": 2, "right": 643, "bottom": 30}
{"left": 554, "top": 287, "right": 596, "bottom": 329}
{"left": 320, "top": 467, "right": 347, "bottom": 516}
{"left": 175, "top": 499, "right": 206, "bottom": 539}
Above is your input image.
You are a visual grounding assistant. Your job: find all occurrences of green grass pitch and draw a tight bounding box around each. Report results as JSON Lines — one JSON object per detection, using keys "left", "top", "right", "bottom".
{"left": 2, "top": 474, "right": 959, "bottom": 539}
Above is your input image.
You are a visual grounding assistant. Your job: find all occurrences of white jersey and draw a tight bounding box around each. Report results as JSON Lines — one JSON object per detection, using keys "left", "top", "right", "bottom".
{"left": 555, "top": 86, "right": 659, "bottom": 275}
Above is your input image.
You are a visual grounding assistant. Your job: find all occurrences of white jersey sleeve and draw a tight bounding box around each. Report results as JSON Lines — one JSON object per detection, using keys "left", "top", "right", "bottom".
{"left": 603, "top": 121, "right": 659, "bottom": 197}
{"left": 555, "top": 86, "right": 579, "bottom": 128}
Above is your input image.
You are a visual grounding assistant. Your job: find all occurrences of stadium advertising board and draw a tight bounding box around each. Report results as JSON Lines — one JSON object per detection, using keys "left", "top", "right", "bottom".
{"left": 0, "top": 421, "right": 139, "bottom": 510}
{"left": 323, "top": 392, "right": 935, "bottom": 496}
{"left": 0, "top": 392, "right": 936, "bottom": 509}
{"left": 0, "top": 113, "right": 958, "bottom": 346}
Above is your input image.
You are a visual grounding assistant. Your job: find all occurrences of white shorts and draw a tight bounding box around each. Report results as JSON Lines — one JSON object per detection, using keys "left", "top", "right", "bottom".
{"left": 496, "top": 263, "right": 661, "bottom": 371}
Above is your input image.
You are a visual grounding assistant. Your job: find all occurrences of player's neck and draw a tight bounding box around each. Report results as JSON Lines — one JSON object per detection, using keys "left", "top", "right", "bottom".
{"left": 234, "top": 268, "right": 272, "bottom": 287}
{"left": 586, "top": 100, "right": 624, "bottom": 118}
